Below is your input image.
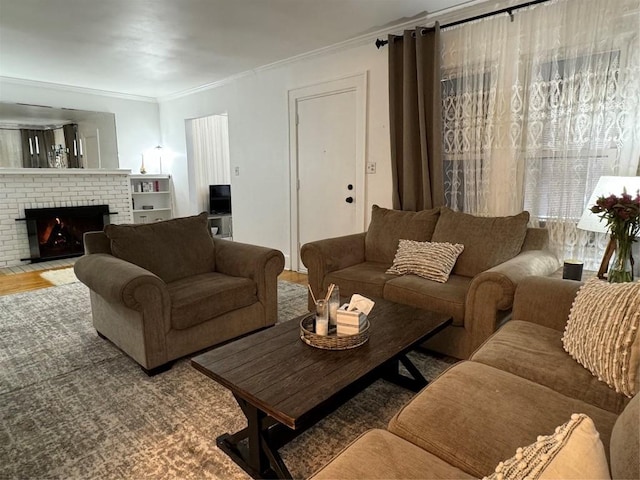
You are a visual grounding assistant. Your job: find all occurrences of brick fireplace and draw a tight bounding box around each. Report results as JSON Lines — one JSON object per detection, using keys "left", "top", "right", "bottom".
{"left": 0, "top": 169, "right": 133, "bottom": 268}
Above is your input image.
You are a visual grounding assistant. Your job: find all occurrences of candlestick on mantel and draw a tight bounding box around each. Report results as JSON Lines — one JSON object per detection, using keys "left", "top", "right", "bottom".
{"left": 140, "top": 153, "right": 147, "bottom": 174}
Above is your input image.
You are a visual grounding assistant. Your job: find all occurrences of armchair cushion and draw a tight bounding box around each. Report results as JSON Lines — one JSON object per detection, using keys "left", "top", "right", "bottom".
{"left": 431, "top": 208, "right": 529, "bottom": 277}
{"left": 104, "top": 212, "right": 215, "bottom": 283}
{"left": 365, "top": 205, "right": 440, "bottom": 264}
{"left": 168, "top": 272, "right": 258, "bottom": 330}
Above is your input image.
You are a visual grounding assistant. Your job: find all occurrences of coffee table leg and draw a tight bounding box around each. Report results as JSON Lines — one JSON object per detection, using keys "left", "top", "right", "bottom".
{"left": 381, "top": 353, "right": 429, "bottom": 392}
{"left": 216, "top": 394, "right": 293, "bottom": 479}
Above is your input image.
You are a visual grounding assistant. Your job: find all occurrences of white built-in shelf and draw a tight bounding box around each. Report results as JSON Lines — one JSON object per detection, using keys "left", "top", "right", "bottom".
{"left": 133, "top": 208, "right": 172, "bottom": 213}
{"left": 132, "top": 191, "right": 171, "bottom": 195}
{"left": 129, "top": 174, "right": 174, "bottom": 223}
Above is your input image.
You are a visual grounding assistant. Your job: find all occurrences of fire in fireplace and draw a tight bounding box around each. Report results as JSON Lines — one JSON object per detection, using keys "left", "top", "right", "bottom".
{"left": 24, "top": 205, "right": 110, "bottom": 262}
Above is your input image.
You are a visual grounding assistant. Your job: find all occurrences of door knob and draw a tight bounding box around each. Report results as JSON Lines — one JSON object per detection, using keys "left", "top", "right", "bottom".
{"left": 345, "top": 197, "right": 354, "bottom": 203}
{"left": 347, "top": 184, "right": 353, "bottom": 190}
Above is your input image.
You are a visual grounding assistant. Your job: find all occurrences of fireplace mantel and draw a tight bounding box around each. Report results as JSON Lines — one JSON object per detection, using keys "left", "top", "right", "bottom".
{"left": 0, "top": 168, "right": 131, "bottom": 175}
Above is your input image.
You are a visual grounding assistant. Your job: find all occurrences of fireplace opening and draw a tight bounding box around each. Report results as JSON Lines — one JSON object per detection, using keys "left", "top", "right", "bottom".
{"left": 24, "top": 205, "right": 110, "bottom": 262}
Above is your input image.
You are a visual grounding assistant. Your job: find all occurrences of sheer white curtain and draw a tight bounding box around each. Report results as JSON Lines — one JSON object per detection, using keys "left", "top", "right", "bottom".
{"left": 191, "top": 114, "right": 231, "bottom": 212}
{"left": 440, "top": 0, "right": 640, "bottom": 269}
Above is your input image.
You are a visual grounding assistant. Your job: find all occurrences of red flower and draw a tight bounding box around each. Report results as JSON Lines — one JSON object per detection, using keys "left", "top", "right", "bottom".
{"left": 590, "top": 188, "right": 640, "bottom": 240}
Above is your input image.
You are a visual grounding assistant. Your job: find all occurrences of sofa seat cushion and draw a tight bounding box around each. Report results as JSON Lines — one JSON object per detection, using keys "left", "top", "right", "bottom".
{"left": 326, "top": 261, "right": 396, "bottom": 298}
{"left": 431, "top": 207, "right": 529, "bottom": 277}
{"left": 388, "top": 361, "right": 617, "bottom": 478}
{"left": 365, "top": 205, "right": 440, "bottom": 264}
{"left": 383, "top": 274, "right": 470, "bottom": 326}
{"left": 471, "top": 321, "right": 630, "bottom": 414}
{"left": 310, "top": 429, "right": 475, "bottom": 480}
{"left": 168, "top": 272, "right": 257, "bottom": 330}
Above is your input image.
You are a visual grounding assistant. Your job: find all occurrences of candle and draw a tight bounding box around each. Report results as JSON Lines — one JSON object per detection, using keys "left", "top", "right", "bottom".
{"left": 73, "top": 140, "right": 77, "bottom": 156}
{"left": 29, "top": 138, "right": 33, "bottom": 155}
{"left": 35, "top": 136, "right": 40, "bottom": 154}
{"left": 79, "top": 139, "right": 83, "bottom": 156}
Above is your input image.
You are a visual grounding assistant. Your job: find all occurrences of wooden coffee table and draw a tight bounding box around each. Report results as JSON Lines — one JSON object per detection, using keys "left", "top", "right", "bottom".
{"left": 191, "top": 298, "right": 451, "bottom": 479}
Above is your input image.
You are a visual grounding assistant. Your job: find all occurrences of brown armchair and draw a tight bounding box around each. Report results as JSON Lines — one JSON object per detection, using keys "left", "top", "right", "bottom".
{"left": 74, "top": 212, "right": 284, "bottom": 375}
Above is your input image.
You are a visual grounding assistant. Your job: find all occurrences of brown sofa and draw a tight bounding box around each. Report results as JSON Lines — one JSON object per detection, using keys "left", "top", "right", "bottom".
{"left": 74, "top": 212, "right": 285, "bottom": 374}
{"left": 311, "top": 277, "right": 639, "bottom": 479}
{"left": 301, "top": 205, "right": 559, "bottom": 359}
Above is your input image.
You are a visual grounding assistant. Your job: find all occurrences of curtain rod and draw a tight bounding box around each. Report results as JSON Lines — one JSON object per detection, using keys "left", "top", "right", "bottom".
{"left": 375, "top": 0, "right": 550, "bottom": 49}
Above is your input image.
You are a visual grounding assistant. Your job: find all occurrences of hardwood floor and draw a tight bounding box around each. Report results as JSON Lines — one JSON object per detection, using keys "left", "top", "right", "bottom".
{"left": 0, "top": 268, "right": 58, "bottom": 295}
{"left": 0, "top": 266, "right": 308, "bottom": 296}
{"left": 279, "top": 270, "right": 308, "bottom": 285}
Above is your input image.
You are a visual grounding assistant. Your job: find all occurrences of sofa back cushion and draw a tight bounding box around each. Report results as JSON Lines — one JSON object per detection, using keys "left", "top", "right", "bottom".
{"left": 431, "top": 207, "right": 530, "bottom": 277}
{"left": 104, "top": 212, "right": 215, "bottom": 283}
{"left": 365, "top": 205, "right": 440, "bottom": 264}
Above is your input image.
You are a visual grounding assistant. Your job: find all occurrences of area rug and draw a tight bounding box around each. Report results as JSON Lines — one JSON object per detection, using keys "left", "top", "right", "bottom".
{"left": 39, "top": 266, "right": 79, "bottom": 286}
{"left": 0, "top": 281, "right": 455, "bottom": 479}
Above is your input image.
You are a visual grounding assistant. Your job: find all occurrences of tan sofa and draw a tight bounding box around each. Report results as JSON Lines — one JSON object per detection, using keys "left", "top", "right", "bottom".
{"left": 311, "top": 277, "right": 639, "bottom": 479}
{"left": 301, "top": 206, "right": 559, "bottom": 359}
{"left": 74, "top": 212, "right": 285, "bottom": 374}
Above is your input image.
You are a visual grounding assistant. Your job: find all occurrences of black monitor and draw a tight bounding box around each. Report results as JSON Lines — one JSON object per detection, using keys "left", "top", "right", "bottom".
{"left": 209, "top": 184, "right": 231, "bottom": 214}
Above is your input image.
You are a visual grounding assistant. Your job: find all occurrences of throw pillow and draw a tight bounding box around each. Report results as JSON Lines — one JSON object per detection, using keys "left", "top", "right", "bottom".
{"left": 386, "top": 239, "right": 464, "bottom": 283}
{"left": 104, "top": 212, "right": 215, "bottom": 283}
{"left": 483, "top": 414, "right": 610, "bottom": 480}
{"left": 562, "top": 278, "right": 640, "bottom": 398}
{"left": 365, "top": 205, "right": 440, "bottom": 264}
{"left": 431, "top": 207, "right": 529, "bottom": 277}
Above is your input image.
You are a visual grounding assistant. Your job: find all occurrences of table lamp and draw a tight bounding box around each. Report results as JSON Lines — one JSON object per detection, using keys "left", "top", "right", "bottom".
{"left": 577, "top": 176, "right": 640, "bottom": 279}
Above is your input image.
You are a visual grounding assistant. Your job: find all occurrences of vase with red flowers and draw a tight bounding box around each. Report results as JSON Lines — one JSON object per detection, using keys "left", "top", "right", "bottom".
{"left": 590, "top": 189, "right": 640, "bottom": 283}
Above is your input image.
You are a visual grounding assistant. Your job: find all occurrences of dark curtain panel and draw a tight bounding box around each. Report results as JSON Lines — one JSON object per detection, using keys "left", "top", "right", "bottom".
{"left": 20, "top": 129, "right": 56, "bottom": 167}
{"left": 63, "top": 124, "right": 80, "bottom": 168}
{"left": 388, "top": 24, "right": 444, "bottom": 211}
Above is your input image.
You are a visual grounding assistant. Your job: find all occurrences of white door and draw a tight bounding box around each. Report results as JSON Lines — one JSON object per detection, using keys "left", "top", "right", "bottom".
{"left": 289, "top": 73, "right": 367, "bottom": 272}
{"left": 296, "top": 89, "right": 359, "bottom": 269}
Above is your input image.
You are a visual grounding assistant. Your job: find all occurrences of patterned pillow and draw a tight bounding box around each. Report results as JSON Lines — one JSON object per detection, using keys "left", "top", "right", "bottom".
{"left": 386, "top": 239, "right": 464, "bottom": 283}
{"left": 562, "top": 278, "right": 640, "bottom": 397}
{"left": 483, "top": 414, "right": 610, "bottom": 480}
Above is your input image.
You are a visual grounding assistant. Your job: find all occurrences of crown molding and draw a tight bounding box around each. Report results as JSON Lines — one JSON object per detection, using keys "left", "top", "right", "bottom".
{"left": 158, "top": 0, "right": 499, "bottom": 102}
{"left": 0, "top": 76, "right": 157, "bottom": 103}
{"left": 159, "top": 14, "right": 433, "bottom": 102}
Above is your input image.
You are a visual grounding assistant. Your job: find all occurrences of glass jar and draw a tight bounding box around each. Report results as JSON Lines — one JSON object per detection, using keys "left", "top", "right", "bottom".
{"left": 315, "top": 299, "right": 328, "bottom": 336}
{"left": 328, "top": 285, "right": 340, "bottom": 327}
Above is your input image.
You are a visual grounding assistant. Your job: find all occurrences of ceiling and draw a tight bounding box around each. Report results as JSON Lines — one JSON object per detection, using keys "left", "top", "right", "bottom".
{"left": 0, "top": 0, "right": 481, "bottom": 99}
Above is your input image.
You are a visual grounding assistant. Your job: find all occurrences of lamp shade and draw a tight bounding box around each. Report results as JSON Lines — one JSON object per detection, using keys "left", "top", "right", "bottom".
{"left": 577, "top": 176, "right": 640, "bottom": 233}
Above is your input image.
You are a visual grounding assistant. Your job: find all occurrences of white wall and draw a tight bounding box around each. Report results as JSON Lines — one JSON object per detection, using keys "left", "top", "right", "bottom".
{"left": 159, "top": 41, "right": 394, "bottom": 267}
{"left": 0, "top": 79, "right": 161, "bottom": 172}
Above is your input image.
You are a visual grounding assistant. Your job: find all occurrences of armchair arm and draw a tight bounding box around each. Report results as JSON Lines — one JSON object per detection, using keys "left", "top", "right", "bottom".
{"left": 213, "top": 239, "right": 285, "bottom": 325}
{"left": 512, "top": 276, "right": 581, "bottom": 331}
{"left": 74, "top": 253, "right": 170, "bottom": 318}
{"left": 301, "top": 233, "right": 366, "bottom": 305}
{"left": 464, "top": 249, "right": 560, "bottom": 352}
